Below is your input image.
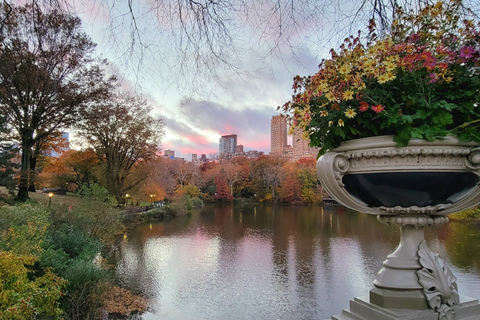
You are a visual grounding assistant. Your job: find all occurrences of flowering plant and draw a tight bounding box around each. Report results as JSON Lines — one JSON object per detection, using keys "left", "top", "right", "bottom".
{"left": 280, "top": 1, "right": 480, "bottom": 156}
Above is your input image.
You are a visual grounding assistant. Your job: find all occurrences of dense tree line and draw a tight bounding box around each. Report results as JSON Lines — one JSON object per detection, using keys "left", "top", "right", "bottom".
{"left": 40, "top": 152, "right": 325, "bottom": 205}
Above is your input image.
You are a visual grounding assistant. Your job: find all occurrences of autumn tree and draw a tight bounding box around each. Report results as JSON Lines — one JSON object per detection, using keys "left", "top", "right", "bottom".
{"left": 214, "top": 175, "right": 233, "bottom": 202}
{"left": 198, "top": 161, "right": 221, "bottom": 197}
{"left": 250, "top": 156, "right": 285, "bottom": 201}
{"left": 296, "top": 158, "right": 322, "bottom": 204}
{"left": 0, "top": 4, "right": 112, "bottom": 201}
{"left": 28, "top": 131, "right": 69, "bottom": 191}
{"left": 280, "top": 173, "right": 303, "bottom": 204}
{"left": 221, "top": 162, "right": 243, "bottom": 196}
{"left": 150, "top": 157, "right": 178, "bottom": 197}
{"left": 77, "top": 92, "right": 164, "bottom": 204}
{"left": 170, "top": 159, "right": 194, "bottom": 190}
{"left": 63, "top": 149, "right": 100, "bottom": 188}
{"left": 40, "top": 148, "right": 100, "bottom": 190}
{"left": 132, "top": 181, "right": 166, "bottom": 203}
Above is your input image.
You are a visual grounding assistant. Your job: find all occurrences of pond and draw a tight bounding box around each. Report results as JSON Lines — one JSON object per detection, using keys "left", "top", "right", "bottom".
{"left": 110, "top": 204, "right": 480, "bottom": 319}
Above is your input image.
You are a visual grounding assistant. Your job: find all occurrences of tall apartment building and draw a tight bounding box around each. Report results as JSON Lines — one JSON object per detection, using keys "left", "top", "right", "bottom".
{"left": 219, "top": 134, "right": 237, "bottom": 155}
{"left": 291, "top": 127, "right": 319, "bottom": 162}
{"left": 270, "top": 115, "right": 288, "bottom": 155}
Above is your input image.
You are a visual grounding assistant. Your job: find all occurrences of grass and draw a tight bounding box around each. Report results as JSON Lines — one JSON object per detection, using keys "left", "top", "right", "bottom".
{"left": 28, "top": 191, "right": 84, "bottom": 211}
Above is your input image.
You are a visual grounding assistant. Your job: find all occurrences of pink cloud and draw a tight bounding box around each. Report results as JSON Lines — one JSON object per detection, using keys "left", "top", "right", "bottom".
{"left": 162, "top": 142, "right": 173, "bottom": 150}
{"left": 242, "top": 138, "right": 270, "bottom": 150}
{"left": 184, "top": 134, "right": 210, "bottom": 146}
{"left": 180, "top": 147, "right": 218, "bottom": 155}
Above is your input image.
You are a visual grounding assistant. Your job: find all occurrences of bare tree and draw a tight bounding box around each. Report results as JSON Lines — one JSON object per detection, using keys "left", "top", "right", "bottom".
{"left": 170, "top": 159, "right": 195, "bottom": 190}
{"left": 261, "top": 164, "right": 285, "bottom": 200}
{"left": 150, "top": 157, "right": 178, "bottom": 195}
{"left": 11, "top": 0, "right": 478, "bottom": 95}
{"left": 222, "top": 162, "right": 242, "bottom": 196}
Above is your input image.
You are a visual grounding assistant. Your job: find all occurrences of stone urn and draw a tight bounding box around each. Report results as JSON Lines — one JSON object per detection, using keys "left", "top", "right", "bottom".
{"left": 317, "top": 136, "right": 480, "bottom": 320}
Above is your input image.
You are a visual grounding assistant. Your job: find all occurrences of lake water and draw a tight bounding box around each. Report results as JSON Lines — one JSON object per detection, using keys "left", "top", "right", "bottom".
{"left": 111, "top": 204, "right": 480, "bottom": 319}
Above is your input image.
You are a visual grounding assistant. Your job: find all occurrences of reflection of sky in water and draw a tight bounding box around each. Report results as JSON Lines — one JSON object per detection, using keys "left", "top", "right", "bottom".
{"left": 113, "top": 206, "right": 480, "bottom": 319}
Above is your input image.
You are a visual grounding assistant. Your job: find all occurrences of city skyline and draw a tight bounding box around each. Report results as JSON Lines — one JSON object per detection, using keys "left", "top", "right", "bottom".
{"left": 163, "top": 115, "right": 319, "bottom": 162}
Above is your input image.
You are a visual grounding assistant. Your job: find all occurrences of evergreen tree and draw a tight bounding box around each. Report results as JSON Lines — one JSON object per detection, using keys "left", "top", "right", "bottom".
{"left": 0, "top": 115, "right": 18, "bottom": 194}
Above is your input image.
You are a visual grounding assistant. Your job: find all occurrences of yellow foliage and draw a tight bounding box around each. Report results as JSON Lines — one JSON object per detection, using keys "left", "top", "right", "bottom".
{"left": 0, "top": 251, "right": 66, "bottom": 319}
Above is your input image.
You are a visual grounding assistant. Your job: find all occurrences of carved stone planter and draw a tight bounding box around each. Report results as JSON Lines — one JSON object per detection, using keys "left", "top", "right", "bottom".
{"left": 317, "top": 136, "right": 480, "bottom": 320}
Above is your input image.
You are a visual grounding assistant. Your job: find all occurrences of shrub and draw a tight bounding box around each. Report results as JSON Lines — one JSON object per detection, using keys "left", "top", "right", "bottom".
{"left": 0, "top": 204, "right": 50, "bottom": 257}
{"left": 41, "top": 224, "right": 112, "bottom": 320}
{"left": 77, "top": 183, "right": 117, "bottom": 205}
{"left": 0, "top": 251, "right": 66, "bottom": 319}
{"left": 55, "top": 200, "right": 123, "bottom": 244}
{"left": 449, "top": 207, "right": 480, "bottom": 221}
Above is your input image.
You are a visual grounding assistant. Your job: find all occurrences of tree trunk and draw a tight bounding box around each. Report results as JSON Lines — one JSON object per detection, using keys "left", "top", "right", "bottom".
{"left": 16, "top": 134, "right": 33, "bottom": 202}
{"left": 28, "top": 155, "right": 37, "bottom": 192}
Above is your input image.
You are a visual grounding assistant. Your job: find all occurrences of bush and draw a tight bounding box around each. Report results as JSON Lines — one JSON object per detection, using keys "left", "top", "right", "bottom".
{"left": 55, "top": 200, "right": 123, "bottom": 244}
{"left": 41, "top": 224, "right": 112, "bottom": 320}
{"left": 0, "top": 204, "right": 50, "bottom": 257}
{"left": 0, "top": 202, "right": 118, "bottom": 320}
{"left": 167, "top": 194, "right": 203, "bottom": 216}
{"left": 77, "top": 183, "right": 117, "bottom": 205}
{"left": 44, "top": 224, "right": 100, "bottom": 260}
{"left": 0, "top": 251, "right": 66, "bottom": 319}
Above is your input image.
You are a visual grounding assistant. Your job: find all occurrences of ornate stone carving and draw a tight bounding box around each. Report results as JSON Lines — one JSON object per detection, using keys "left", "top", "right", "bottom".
{"left": 317, "top": 136, "right": 480, "bottom": 216}
{"left": 416, "top": 241, "right": 459, "bottom": 320}
{"left": 466, "top": 147, "right": 480, "bottom": 170}
{"left": 378, "top": 204, "right": 453, "bottom": 215}
{"left": 377, "top": 215, "right": 449, "bottom": 228}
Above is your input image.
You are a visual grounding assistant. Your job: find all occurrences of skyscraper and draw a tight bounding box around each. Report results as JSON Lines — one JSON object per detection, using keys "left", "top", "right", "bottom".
{"left": 219, "top": 134, "right": 237, "bottom": 154}
{"left": 270, "top": 115, "right": 288, "bottom": 155}
{"left": 291, "top": 127, "right": 319, "bottom": 162}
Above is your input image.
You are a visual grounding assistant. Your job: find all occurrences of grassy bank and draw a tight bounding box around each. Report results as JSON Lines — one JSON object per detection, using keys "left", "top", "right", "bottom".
{"left": 0, "top": 191, "right": 148, "bottom": 319}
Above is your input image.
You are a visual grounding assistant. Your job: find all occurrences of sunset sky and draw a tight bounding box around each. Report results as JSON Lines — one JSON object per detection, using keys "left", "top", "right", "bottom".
{"left": 70, "top": 0, "right": 350, "bottom": 159}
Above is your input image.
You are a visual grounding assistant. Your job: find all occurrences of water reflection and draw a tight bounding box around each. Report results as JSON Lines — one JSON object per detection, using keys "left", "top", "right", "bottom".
{"left": 111, "top": 205, "right": 480, "bottom": 319}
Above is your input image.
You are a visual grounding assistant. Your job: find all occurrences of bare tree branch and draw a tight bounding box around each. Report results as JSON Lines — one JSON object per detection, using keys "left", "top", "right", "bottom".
{"left": 16, "top": 0, "right": 480, "bottom": 96}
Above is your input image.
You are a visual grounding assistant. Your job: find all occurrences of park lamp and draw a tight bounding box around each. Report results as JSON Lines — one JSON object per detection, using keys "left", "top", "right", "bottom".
{"left": 48, "top": 192, "right": 54, "bottom": 207}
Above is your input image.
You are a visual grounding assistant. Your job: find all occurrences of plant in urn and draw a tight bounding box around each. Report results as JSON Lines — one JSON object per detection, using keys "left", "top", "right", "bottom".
{"left": 280, "top": 2, "right": 480, "bottom": 319}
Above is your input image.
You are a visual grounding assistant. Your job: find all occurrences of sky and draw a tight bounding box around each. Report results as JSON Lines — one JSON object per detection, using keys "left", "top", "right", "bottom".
{"left": 19, "top": 0, "right": 480, "bottom": 159}
{"left": 66, "top": 0, "right": 347, "bottom": 159}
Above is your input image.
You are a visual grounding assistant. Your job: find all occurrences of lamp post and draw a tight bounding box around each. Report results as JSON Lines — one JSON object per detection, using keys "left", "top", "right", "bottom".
{"left": 125, "top": 194, "right": 130, "bottom": 207}
{"left": 48, "top": 192, "right": 53, "bottom": 207}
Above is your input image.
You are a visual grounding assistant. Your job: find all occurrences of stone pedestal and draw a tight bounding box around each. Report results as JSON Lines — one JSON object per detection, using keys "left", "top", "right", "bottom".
{"left": 316, "top": 136, "right": 480, "bottom": 320}
{"left": 327, "top": 215, "right": 480, "bottom": 320}
{"left": 329, "top": 295, "right": 480, "bottom": 320}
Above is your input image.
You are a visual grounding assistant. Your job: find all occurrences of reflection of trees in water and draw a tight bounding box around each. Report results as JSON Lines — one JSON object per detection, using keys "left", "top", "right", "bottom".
{"left": 434, "top": 222, "right": 480, "bottom": 273}
{"left": 112, "top": 204, "right": 480, "bottom": 317}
